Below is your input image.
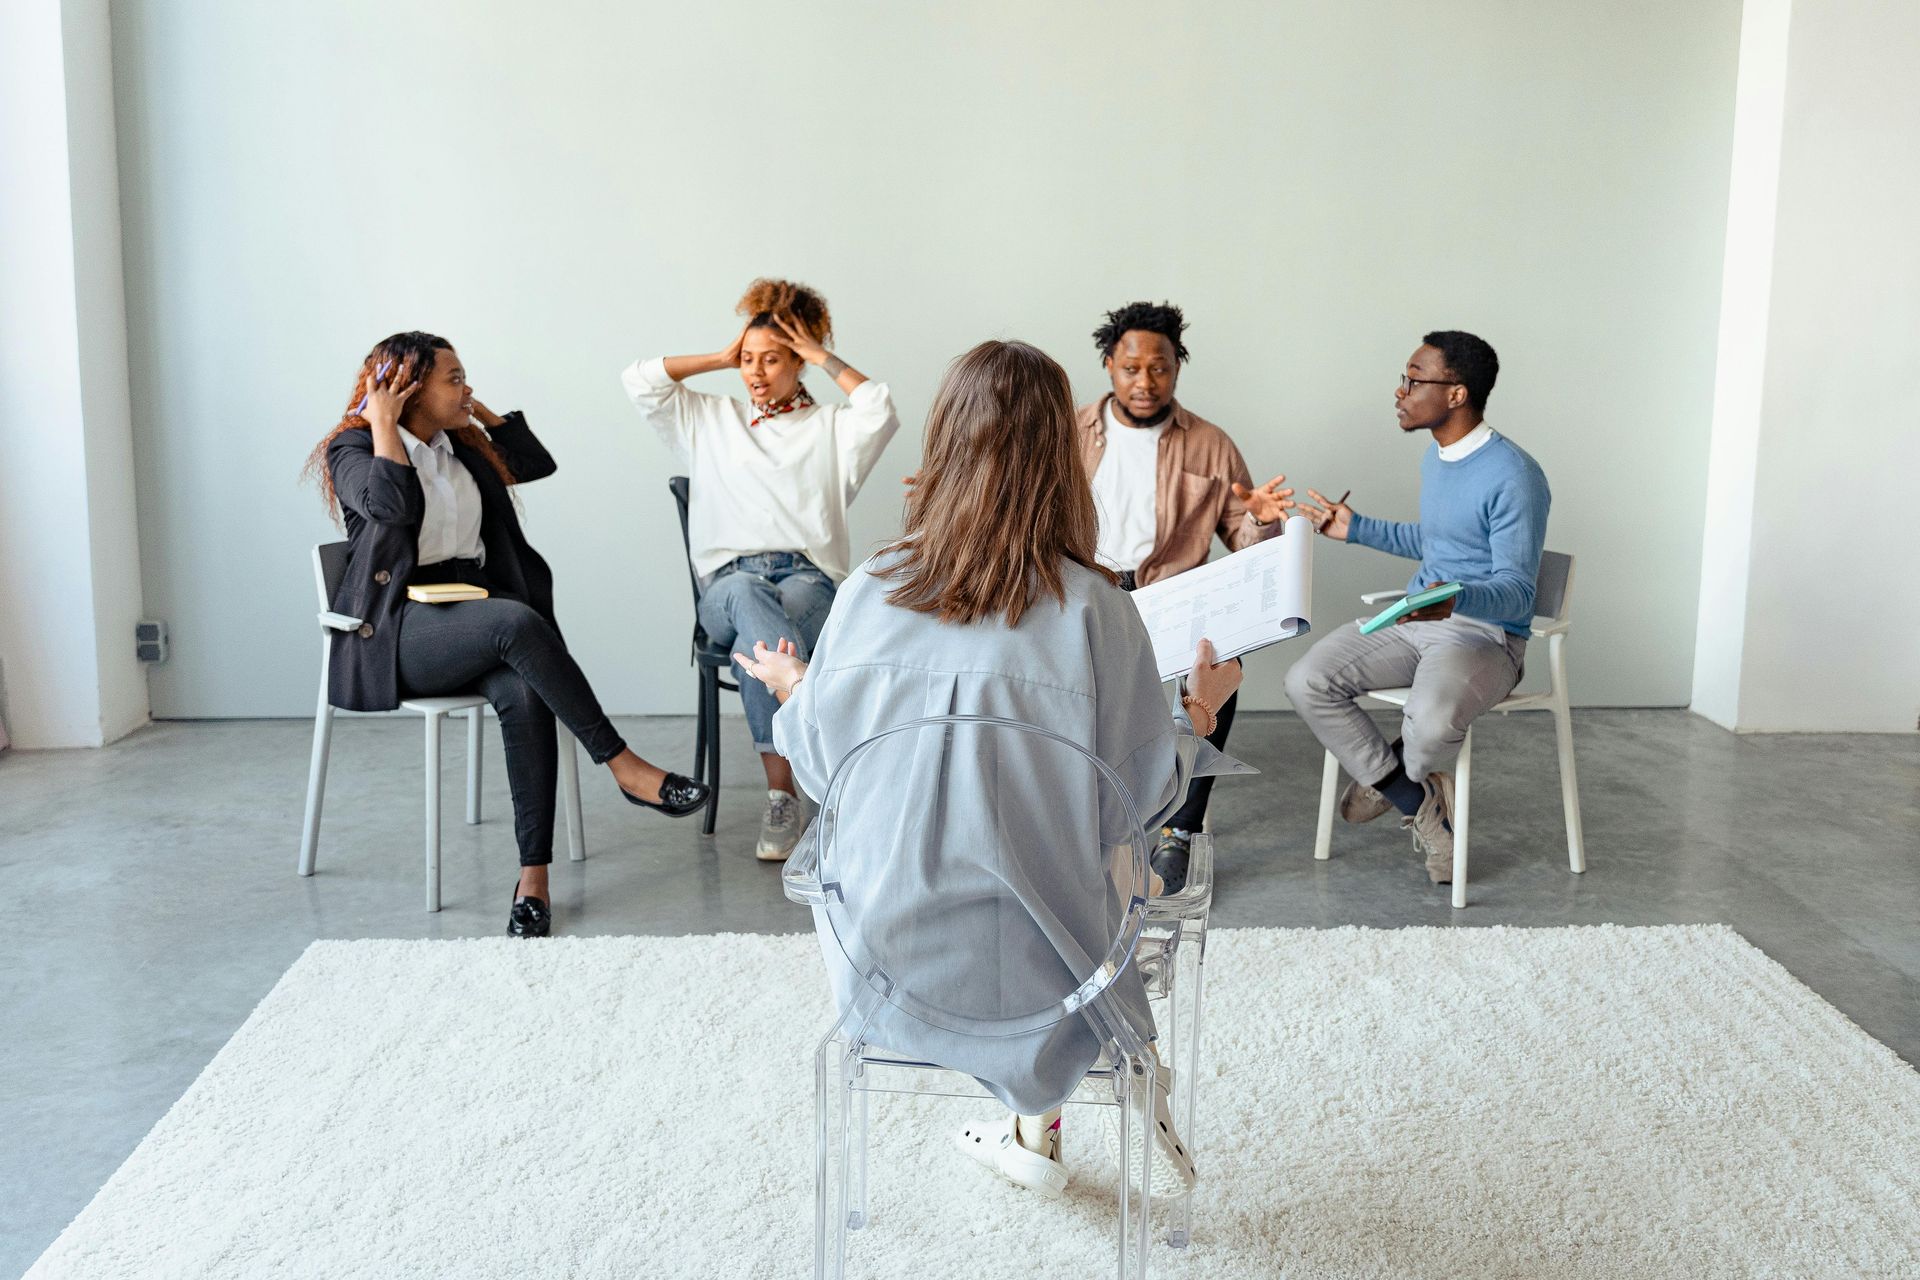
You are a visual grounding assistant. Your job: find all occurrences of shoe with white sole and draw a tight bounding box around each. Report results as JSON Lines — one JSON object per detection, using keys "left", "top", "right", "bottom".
{"left": 1103, "top": 1061, "right": 1197, "bottom": 1197}
{"left": 955, "top": 1115, "right": 1068, "bottom": 1198}
{"left": 755, "top": 789, "right": 804, "bottom": 861}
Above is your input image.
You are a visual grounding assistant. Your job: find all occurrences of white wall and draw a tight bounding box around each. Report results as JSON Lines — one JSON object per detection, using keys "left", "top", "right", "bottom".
{"left": 110, "top": 0, "right": 1740, "bottom": 718}
{"left": 0, "top": 0, "right": 148, "bottom": 748}
{"left": 1691, "top": 0, "right": 1920, "bottom": 733}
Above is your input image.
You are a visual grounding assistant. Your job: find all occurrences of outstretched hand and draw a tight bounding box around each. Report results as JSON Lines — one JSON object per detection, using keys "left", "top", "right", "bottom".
{"left": 1233, "top": 473, "right": 1295, "bottom": 525}
{"left": 1296, "top": 488, "right": 1354, "bottom": 540}
{"left": 732, "top": 637, "right": 809, "bottom": 700}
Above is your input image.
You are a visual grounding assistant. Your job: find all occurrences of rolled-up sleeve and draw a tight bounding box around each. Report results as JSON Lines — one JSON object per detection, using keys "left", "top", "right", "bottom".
{"left": 833, "top": 379, "right": 901, "bottom": 502}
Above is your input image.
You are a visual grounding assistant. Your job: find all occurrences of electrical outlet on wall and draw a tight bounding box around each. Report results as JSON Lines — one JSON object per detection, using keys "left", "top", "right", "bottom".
{"left": 136, "top": 620, "right": 169, "bottom": 664}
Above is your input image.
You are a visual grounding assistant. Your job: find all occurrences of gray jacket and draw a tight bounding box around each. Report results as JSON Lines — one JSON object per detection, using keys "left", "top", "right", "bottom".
{"left": 773, "top": 551, "right": 1204, "bottom": 1112}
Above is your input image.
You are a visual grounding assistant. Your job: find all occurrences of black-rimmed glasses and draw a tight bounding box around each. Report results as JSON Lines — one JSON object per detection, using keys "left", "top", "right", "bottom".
{"left": 1399, "top": 375, "right": 1460, "bottom": 395}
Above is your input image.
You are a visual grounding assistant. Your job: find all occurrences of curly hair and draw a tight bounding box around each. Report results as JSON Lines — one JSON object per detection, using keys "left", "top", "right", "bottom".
{"left": 301, "top": 331, "right": 515, "bottom": 523}
{"left": 1092, "top": 301, "right": 1190, "bottom": 364}
{"left": 1422, "top": 330, "right": 1500, "bottom": 413}
{"left": 736, "top": 277, "right": 833, "bottom": 346}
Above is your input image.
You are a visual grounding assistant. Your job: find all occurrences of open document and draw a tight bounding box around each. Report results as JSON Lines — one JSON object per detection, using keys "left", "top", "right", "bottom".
{"left": 1130, "top": 514, "right": 1314, "bottom": 681}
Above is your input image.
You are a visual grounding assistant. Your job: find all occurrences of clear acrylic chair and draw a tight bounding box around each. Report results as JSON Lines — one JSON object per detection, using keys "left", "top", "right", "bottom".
{"left": 782, "top": 714, "right": 1191, "bottom": 1279}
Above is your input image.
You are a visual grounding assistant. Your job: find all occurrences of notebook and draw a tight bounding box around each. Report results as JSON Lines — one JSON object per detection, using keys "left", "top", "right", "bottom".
{"left": 406, "top": 583, "right": 489, "bottom": 604}
{"left": 1359, "top": 581, "right": 1463, "bottom": 634}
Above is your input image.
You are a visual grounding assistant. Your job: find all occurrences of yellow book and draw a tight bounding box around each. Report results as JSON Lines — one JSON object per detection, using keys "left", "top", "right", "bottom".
{"left": 406, "top": 583, "right": 489, "bottom": 604}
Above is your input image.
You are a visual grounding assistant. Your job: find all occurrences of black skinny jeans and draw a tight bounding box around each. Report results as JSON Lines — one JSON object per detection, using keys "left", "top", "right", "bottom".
{"left": 396, "top": 583, "right": 626, "bottom": 867}
{"left": 1117, "top": 569, "right": 1236, "bottom": 834}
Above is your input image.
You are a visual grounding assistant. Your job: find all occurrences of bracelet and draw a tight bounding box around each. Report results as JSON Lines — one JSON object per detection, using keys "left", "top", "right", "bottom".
{"left": 1181, "top": 693, "right": 1217, "bottom": 737}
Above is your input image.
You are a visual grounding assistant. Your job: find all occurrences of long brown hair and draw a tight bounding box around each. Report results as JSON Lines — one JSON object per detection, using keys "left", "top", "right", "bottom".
{"left": 301, "top": 331, "right": 515, "bottom": 522}
{"left": 876, "top": 340, "right": 1111, "bottom": 627}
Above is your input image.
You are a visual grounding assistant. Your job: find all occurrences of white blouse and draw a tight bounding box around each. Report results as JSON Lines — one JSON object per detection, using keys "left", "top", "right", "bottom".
{"left": 399, "top": 426, "right": 485, "bottom": 567}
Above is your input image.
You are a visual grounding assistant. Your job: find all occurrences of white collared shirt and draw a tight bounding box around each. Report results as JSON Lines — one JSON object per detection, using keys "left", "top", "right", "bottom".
{"left": 1437, "top": 421, "right": 1496, "bottom": 462}
{"left": 399, "top": 426, "right": 485, "bottom": 566}
{"left": 622, "top": 357, "right": 900, "bottom": 582}
{"left": 1090, "top": 400, "right": 1164, "bottom": 571}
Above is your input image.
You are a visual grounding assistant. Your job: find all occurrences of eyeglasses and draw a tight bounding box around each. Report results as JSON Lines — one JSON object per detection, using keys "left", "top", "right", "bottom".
{"left": 1399, "top": 375, "right": 1461, "bottom": 395}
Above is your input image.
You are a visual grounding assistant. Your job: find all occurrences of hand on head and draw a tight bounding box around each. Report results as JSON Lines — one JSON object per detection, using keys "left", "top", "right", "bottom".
{"left": 360, "top": 360, "right": 416, "bottom": 428}
{"left": 771, "top": 312, "right": 828, "bottom": 366}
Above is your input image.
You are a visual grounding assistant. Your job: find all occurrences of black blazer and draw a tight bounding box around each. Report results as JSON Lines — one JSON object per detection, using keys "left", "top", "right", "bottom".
{"left": 326, "top": 412, "right": 558, "bottom": 711}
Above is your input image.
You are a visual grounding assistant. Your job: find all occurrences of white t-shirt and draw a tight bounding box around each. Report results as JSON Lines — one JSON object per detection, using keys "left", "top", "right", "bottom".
{"left": 1437, "top": 421, "right": 1496, "bottom": 461}
{"left": 1091, "top": 401, "right": 1164, "bottom": 572}
{"left": 399, "top": 426, "right": 485, "bottom": 566}
{"left": 622, "top": 357, "right": 900, "bottom": 582}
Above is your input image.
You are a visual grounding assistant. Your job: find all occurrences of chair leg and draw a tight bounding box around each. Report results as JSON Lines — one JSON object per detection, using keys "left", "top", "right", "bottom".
{"left": 465, "top": 707, "right": 484, "bottom": 826}
{"left": 1313, "top": 748, "right": 1339, "bottom": 860}
{"left": 424, "top": 711, "right": 443, "bottom": 913}
{"left": 847, "top": 1087, "right": 870, "bottom": 1232}
{"left": 1115, "top": 1054, "right": 1155, "bottom": 1280}
{"left": 702, "top": 671, "right": 722, "bottom": 838}
{"left": 298, "top": 696, "right": 334, "bottom": 877}
{"left": 559, "top": 728, "right": 586, "bottom": 862}
{"left": 815, "top": 1031, "right": 856, "bottom": 1280}
{"left": 1549, "top": 634, "right": 1586, "bottom": 874}
{"left": 1451, "top": 727, "right": 1472, "bottom": 910}
{"left": 692, "top": 668, "right": 710, "bottom": 785}
{"left": 1166, "top": 918, "right": 1207, "bottom": 1249}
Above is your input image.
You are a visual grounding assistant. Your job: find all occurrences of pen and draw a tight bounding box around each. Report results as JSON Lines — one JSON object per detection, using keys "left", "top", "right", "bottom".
{"left": 1319, "top": 489, "right": 1351, "bottom": 532}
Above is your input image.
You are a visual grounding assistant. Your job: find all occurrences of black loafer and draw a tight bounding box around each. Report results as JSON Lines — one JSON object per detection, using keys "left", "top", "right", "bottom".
{"left": 1151, "top": 827, "right": 1192, "bottom": 896}
{"left": 508, "top": 893, "right": 551, "bottom": 938}
{"left": 621, "top": 772, "right": 710, "bottom": 818}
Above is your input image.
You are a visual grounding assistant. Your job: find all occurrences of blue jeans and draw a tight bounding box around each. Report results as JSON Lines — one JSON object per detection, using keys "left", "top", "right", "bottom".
{"left": 697, "top": 552, "right": 837, "bottom": 753}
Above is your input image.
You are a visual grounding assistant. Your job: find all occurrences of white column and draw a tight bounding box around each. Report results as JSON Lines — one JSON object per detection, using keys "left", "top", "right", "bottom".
{"left": 0, "top": 0, "right": 148, "bottom": 748}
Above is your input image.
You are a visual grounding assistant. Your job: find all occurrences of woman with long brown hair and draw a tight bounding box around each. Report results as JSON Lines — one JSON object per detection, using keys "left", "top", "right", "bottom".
{"left": 733, "top": 340, "right": 1242, "bottom": 1200}
{"left": 306, "top": 331, "right": 709, "bottom": 937}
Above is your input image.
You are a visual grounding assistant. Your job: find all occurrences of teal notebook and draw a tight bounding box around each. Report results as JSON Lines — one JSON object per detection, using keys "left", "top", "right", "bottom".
{"left": 1359, "top": 582, "right": 1464, "bottom": 634}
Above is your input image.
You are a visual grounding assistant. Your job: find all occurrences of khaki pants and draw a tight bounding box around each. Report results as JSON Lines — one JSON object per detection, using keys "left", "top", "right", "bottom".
{"left": 1283, "top": 616, "right": 1525, "bottom": 784}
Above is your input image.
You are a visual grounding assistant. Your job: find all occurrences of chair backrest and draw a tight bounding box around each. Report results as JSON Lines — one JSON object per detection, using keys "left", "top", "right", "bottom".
{"left": 313, "top": 541, "right": 352, "bottom": 612}
{"left": 668, "top": 476, "right": 702, "bottom": 608}
{"left": 1534, "top": 550, "right": 1574, "bottom": 622}
{"left": 794, "top": 714, "right": 1152, "bottom": 1045}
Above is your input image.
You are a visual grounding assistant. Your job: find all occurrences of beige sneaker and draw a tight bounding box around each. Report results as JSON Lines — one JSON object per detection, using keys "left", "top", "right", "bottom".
{"left": 1401, "top": 773, "right": 1455, "bottom": 884}
{"left": 755, "top": 789, "right": 804, "bottom": 861}
{"left": 1338, "top": 777, "right": 1395, "bottom": 824}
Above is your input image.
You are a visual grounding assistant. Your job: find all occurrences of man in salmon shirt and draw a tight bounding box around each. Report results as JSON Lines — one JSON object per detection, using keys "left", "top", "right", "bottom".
{"left": 1078, "top": 301, "right": 1295, "bottom": 893}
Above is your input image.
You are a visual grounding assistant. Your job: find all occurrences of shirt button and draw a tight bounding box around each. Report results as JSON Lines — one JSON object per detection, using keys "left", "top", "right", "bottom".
{"left": 373, "top": 570, "right": 391, "bottom": 585}
{"left": 357, "top": 623, "right": 374, "bottom": 639}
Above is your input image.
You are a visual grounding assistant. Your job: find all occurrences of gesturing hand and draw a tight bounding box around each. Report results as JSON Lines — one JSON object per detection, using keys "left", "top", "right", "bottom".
{"left": 1296, "top": 488, "right": 1354, "bottom": 541}
{"left": 1397, "top": 582, "right": 1457, "bottom": 625}
{"left": 771, "top": 312, "right": 830, "bottom": 366}
{"left": 733, "top": 637, "right": 809, "bottom": 700}
{"left": 361, "top": 361, "right": 416, "bottom": 429}
{"left": 1233, "top": 473, "right": 1296, "bottom": 525}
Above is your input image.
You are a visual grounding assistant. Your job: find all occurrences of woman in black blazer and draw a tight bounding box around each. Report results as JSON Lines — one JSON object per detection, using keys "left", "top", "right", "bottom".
{"left": 306, "top": 331, "right": 708, "bottom": 936}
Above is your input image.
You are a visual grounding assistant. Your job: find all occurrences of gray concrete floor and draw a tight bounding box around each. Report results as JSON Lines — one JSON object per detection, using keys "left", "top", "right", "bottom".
{"left": 2, "top": 709, "right": 1916, "bottom": 1276}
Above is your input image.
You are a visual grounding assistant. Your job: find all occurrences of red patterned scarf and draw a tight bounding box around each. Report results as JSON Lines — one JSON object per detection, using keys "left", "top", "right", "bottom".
{"left": 749, "top": 383, "right": 816, "bottom": 427}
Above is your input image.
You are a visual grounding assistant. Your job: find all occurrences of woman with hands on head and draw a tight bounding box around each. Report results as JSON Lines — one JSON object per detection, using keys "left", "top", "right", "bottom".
{"left": 622, "top": 279, "right": 899, "bottom": 863}
{"left": 732, "top": 339, "right": 1242, "bottom": 1204}
{"left": 305, "top": 332, "right": 710, "bottom": 939}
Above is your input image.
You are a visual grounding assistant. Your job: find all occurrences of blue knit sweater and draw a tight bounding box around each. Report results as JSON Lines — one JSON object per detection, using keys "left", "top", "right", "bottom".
{"left": 1346, "top": 433, "right": 1551, "bottom": 636}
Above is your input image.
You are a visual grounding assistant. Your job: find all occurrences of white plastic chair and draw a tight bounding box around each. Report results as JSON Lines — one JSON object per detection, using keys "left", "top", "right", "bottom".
{"left": 297, "top": 542, "right": 584, "bottom": 911}
{"left": 784, "top": 714, "right": 1203, "bottom": 1279}
{"left": 1312, "top": 550, "right": 1585, "bottom": 909}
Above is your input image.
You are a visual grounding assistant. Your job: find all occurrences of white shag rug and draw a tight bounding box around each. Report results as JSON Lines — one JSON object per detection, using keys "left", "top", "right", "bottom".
{"left": 26, "top": 926, "right": 1920, "bottom": 1279}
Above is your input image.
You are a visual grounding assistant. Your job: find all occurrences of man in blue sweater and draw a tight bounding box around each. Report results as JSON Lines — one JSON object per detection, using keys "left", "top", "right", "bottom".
{"left": 1290, "top": 331, "right": 1550, "bottom": 885}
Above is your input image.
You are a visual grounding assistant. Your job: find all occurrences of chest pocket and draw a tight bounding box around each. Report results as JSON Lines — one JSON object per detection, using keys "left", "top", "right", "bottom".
{"left": 1172, "top": 470, "right": 1226, "bottom": 536}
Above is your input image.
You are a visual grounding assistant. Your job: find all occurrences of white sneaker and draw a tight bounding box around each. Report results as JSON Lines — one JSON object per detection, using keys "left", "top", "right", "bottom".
{"left": 755, "top": 789, "right": 803, "bottom": 861}
{"left": 1103, "top": 1061, "right": 1197, "bottom": 1197}
{"left": 955, "top": 1115, "right": 1068, "bottom": 1198}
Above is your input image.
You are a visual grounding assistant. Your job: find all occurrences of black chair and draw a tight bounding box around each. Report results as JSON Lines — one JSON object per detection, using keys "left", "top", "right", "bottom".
{"left": 670, "top": 476, "right": 735, "bottom": 835}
